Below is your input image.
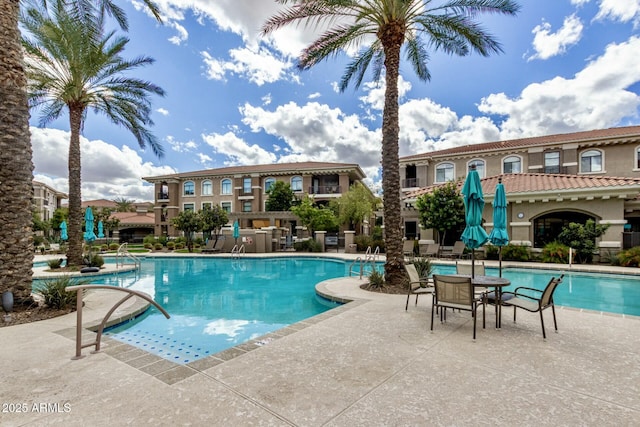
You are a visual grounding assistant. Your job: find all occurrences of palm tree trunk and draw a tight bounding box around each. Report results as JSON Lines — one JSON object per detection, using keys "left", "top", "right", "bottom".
{"left": 380, "top": 27, "right": 405, "bottom": 287}
{"left": 0, "top": 0, "right": 35, "bottom": 301}
{"left": 66, "top": 106, "right": 84, "bottom": 266}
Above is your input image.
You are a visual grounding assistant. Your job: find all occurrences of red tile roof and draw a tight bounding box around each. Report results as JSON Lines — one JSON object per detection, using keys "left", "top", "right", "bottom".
{"left": 401, "top": 126, "right": 640, "bottom": 161}
{"left": 110, "top": 211, "right": 155, "bottom": 226}
{"left": 404, "top": 173, "right": 640, "bottom": 199}
{"left": 143, "top": 161, "right": 364, "bottom": 181}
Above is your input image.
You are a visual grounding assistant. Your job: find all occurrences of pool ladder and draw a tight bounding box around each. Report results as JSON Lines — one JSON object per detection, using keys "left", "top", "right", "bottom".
{"left": 231, "top": 244, "right": 245, "bottom": 258}
{"left": 116, "top": 243, "right": 141, "bottom": 270}
{"left": 348, "top": 246, "right": 380, "bottom": 279}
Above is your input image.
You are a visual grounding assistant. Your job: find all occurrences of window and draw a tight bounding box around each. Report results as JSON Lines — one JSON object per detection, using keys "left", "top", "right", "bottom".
{"left": 183, "top": 203, "right": 195, "bottom": 212}
{"left": 503, "top": 156, "right": 521, "bottom": 173}
{"left": 202, "top": 202, "right": 212, "bottom": 210}
{"left": 468, "top": 159, "right": 485, "bottom": 178}
{"left": 637, "top": 147, "right": 640, "bottom": 169}
{"left": 221, "top": 179, "right": 232, "bottom": 195}
{"left": 435, "top": 163, "right": 454, "bottom": 183}
{"left": 242, "top": 201, "right": 252, "bottom": 212}
{"left": 221, "top": 202, "right": 231, "bottom": 213}
{"left": 183, "top": 181, "right": 195, "bottom": 196}
{"left": 243, "top": 177, "right": 252, "bottom": 194}
{"left": 264, "top": 178, "right": 275, "bottom": 192}
{"left": 581, "top": 150, "right": 602, "bottom": 173}
{"left": 291, "top": 176, "right": 303, "bottom": 191}
{"left": 202, "top": 180, "right": 212, "bottom": 196}
{"left": 544, "top": 152, "right": 560, "bottom": 174}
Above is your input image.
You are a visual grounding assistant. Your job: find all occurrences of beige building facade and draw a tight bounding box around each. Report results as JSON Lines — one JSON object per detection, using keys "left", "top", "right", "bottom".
{"left": 32, "top": 180, "right": 67, "bottom": 222}
{"left": 400, "top": 126, "right": 640, "bottom": 252}
{"left": 143, "top": 162, "right": 367, "bottom": 238}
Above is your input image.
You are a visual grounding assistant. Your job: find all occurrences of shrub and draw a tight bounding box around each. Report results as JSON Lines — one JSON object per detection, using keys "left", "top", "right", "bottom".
{"left": 143, "top": 242, "right": 153, "bottom": 249}
{"left": 143, "top": 234, "right": 156, "bottom": 245}
{"left": 502, "top": 244, "right": 530, "bottom": 261}
{"left": 175, "top": 242, "right": 185, "bottom": 250}
{"left": 616, "top": 246, "right": 640, "bottom": 267}
{"left": 484, "top": 244, "right": 499, "bottom": 260}
{"left": 89, "top": 254, "right": 104, "bottom": 268}
{"left": 154, "top": 242, "right": 164, "bottom": 250}
{"left": 47, "top": 258, "right": 63, "bottom": 269}
{"left": 411, "top": 257, "right": 433, "bottom": 278}
{"left": 100, "top": 244, "right": 108, "bottom": 251}
{"left": 109, "top": 243, "right": 119, "bottom": 250}
{"left": 166, "top": 241, "right": 175, "bottom": 250}
{"left": 354, "top": 234, "right": 373, "bottom": 252}
{"left": 36, "top": 277, "right": 89, "bottom": 310}
{"left": 293, "top": 239, "right": 322, "bottom": 252}
{"left": 540, "top": 241, "right": 570, "bottom": 264}
{"left": 367, "top": 269, "right": 385, "bottom": 289}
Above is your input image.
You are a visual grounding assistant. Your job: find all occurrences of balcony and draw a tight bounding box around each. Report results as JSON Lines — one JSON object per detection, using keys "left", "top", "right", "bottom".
{"left": 402, "top": 178, "right": 420, "bottom": 188}
{"left": 309, "top": 185, "right": 341, "bottom": 194}
{"left": 157, "top": 192, "right": 169, "bottom": 200}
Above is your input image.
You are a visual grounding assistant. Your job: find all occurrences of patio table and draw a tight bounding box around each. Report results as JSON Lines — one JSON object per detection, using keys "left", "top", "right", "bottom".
{"left": 450, "top": 274, "right": 511, "bottom": 328}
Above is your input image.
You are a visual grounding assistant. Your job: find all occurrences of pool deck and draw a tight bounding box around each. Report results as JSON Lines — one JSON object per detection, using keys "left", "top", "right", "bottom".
{"left": 2, "top": 254, "right": 639, "bottom": 426}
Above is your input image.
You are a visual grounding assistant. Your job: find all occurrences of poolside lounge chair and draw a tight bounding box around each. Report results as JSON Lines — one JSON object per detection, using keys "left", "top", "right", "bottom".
{"left": 419, "top": 243, "right": 440, "bottom": 258}
{"left": 202, "top": 237, "right": 225, "bottom": 253}
{"left": 501, "top": 274, "right": 564, "bottom": 339}
{"left": 442, "top": 241, "right": 467, "bottom": 259}
{"left": 431, "top": 274, "right": 484, "bottom": 339}
{"left": 402, "top": 240, "right": 416, "bottom": 257}
{"left": 404, "top": 263, "right": 433, "bottom": 310}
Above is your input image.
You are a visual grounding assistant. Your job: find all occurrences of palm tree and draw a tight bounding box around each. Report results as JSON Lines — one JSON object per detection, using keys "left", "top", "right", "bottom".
{"left": 113, "top": 197, "right": 136, "bottom": 212}
{"left": 21, "top": 0, "right": 165, "bottom": 267}
{"left": 263, "top": 0, "right": 519, "bottom": 286}
{"left": 0, "top": 0, "right": 35, "bottom": 302}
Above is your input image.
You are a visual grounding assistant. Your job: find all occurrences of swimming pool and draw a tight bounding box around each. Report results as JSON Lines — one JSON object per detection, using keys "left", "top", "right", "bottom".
{"left": 100, "top": 257, "right": 348, "bottom": 363}
{"left": 85, "top": 257, "right": 639, "bottom": 365}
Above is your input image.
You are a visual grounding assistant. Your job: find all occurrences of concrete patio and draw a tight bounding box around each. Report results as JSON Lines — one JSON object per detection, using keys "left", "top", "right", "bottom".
{"left": 1, "top": 257, "right": 639, "bottom": 426}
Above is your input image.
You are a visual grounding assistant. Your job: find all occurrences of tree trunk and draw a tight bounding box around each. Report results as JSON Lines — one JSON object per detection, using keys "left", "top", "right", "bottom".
{"left": 380, "top": 27, "right": 405, "bottom": 287}
{"left": 0, "top": 0, "right": 35, "bottom": 301}
{"left": 66, "top": 106, "right": 84, "bottom": 266}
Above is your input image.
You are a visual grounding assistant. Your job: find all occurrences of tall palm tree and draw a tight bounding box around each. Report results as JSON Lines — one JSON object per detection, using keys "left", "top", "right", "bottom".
{"left": 21, "top": 0, "right": 165, "bottom": 267}
{"left": 113, "top": 196, "right": 136, "bottom": 212}
{"left": 263, "top": 0, "right": 519, "bottom": 286}
{"left": 0, "top": 0, "right": 35, "bottom": 302}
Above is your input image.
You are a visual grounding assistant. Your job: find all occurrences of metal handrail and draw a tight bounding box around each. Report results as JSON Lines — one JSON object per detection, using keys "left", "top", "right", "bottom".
{"left": 348, "top": 257, "right": 363, "bottom": 278}
{"left": 231, "top": 244, "right": 245, "bottom": 258}
{"left": 116, "top": 243, "right": 141, "bottom": 269}
{"left": 66, "top": 285, "right": 170, "bottom": 360}
{"left": 365, "top": 246, "right": 380, "bottom": 262}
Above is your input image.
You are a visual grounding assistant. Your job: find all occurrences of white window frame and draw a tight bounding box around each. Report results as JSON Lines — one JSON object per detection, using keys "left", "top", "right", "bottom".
{"left": 435, "top": 162, "right": 454, "bottom": 183}
{"left": 183, "top": 203, "right": 195, "bottom": 212}
{"left": 264, "top": 177, "right": 276, "bottom": 193}
{"left": 502, "top": 155, "right": 522, "bottom": 174}
{"left": 183, "top": 181, "right": 195, "bottom": 196}
{"left": 580, "top": 149, "right": 603, "bottom": 173}
{"left": 221, "top": 179, "right": 232, "bottom": 195}
{"left": 202, "top": 180, "right": 212, "bottom": 196}
{"left": 467, "top": 159, "right": 486, "bottom": 178}
{"left": 291, "top": 176, "right": 303, "bottom": 192}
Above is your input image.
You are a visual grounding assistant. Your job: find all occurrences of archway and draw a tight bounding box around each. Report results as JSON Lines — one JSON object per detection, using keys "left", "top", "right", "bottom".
{"left": 533, "top": 211, "right": 595, "bottom": 248}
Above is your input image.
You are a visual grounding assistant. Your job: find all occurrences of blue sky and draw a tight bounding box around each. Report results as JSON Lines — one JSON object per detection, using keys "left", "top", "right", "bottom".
{"left": 30, "top": 0, "right": 640, "bottom": 202}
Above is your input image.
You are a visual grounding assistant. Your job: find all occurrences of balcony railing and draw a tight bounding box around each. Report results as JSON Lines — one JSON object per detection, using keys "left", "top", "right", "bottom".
{"left": 308, "top": 185, "right": 341, "bottom": 194}
{"left": 157, "top": 192, "right": 169, "bottom": 200}
{"left": 402, "top": 178, "right": 420, "bottom": 188}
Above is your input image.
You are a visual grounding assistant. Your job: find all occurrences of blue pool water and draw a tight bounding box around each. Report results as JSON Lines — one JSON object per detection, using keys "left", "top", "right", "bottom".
{"left": 71, "top": 257, "right": 639, "bottom": 365}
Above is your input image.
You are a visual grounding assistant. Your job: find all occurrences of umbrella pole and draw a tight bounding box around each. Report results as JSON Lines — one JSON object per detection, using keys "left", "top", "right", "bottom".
{"left": 471, "top": 249, "right": 475, "bottom": 278}
{"left": 499, "top": 247, "right": 503, "bottom": 278}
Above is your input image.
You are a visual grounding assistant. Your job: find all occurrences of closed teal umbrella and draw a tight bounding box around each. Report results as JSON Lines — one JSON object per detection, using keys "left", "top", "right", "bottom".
{"left": 488, "top": 177, "right": 509, "bottom": 277}
{"left": 84, "top": 208, "right": 97, "bottom": 243}
{"left": 97, "top": 220, "right": 105, "bottom": 238}
{"left": 60, "top": 220, "right": 68, "bottom": 241}
{"left": 233, "top": 219, "right": 240, "bottom": 245}
{"left": 461, "top": 165, "right": 489, "bottom": 277}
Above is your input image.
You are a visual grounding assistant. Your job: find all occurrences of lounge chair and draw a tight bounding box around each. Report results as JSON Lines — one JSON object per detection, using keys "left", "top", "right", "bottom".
{"left": 404, "top": 263, "right": 433, "bottom": 310}
{"left": 419, "top": 243, "right": 440, "bottom": 258}
{"left": 455, "top": 261, "right": 485, "bottom": 276}
{"left": 202, "top": 237, "right": 225, "bottom": 253}
{"left": 443, "top": 241, "right": 467, "bottom": 259}
{"left": 402, "top": 240, "right": 415, "bottom": 257}
{"left": 501, "top": 274, "right": 564, "bottom": 338}
{"left": 431, "top": 274, "right": 485, "bottom": 339}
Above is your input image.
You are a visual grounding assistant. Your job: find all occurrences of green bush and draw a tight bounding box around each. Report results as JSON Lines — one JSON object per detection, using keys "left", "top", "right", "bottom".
{"left": 154, "top": 242, "right": 164, "bottom": 250}
{"left": 109, "top": 243, "right": 119, "bottom": 250}
{"left": 47, "top": 258, "right": 63, "bottom": 269}
{"left": 36, "top": 277, "right": 89, "bottom": 310}
{"left": 175, "top": 242, "right": 185, "bottom": 250}
{"left": 484, "top": 244, "right": 499, "bottom": 260}
{"left": 368, "top": 269, "right": 385, "bottom": 288}
{"left": 411, "top": 257, "right": 433, "bottom": 278}
{"left": 100, "top": 244, "right": 108, "bottom": 251}
{"left": 89, "top": 254, "right": 104, "bottom": 268}
{"left": 540, "top": 241, "right": 570, "bottom": 264}
{"left": 616, "top": 246, "right": 640, "bottom": 267}
{"left": 502, "top": 244, "right": 530, "bottom": 261}
{"left": 143, "top": 242, "right": 153, "bottom": 249}
{"left": 166, "top": 241, "right": 175, "bottom": 250}
{"left": 293, "top": 239, "right": 322, "bottom": 252}
{"left": 143, "top": 234, "right": 156, "bottom": 245}
{"left": 157, "top": 235, "right": 169, "bottom": 246}
{"left": 354, "top": 234, "right": 373, "bottom": 252}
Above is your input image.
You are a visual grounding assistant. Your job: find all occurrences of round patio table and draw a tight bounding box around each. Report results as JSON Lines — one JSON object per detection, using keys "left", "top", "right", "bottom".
{"left": 451, "top": 274, "right": 511, "bottom": 328}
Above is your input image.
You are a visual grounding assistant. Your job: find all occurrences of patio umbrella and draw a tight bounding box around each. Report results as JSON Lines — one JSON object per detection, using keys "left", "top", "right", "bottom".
{"left": 60, "top": 220, "right": 68, "bottom": 241}
{"left": 233, "top": 219, "right": 240, "bottom": 245}
{"left": 488, "top": 177, "right": 509, "bottom": 277}
{"left": 460, "top": 165, "right": 489, "bottom": 278}
{"left": 84, "top": 208, "right": 97, "bottom": 263}
{"left": 97, "top": 220, "right": 105, "bottom": 239}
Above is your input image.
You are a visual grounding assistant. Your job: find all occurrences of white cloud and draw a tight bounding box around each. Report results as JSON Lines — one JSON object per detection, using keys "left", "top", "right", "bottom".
{"left": 156, "top": 108, "right": 170, "bottom": 116}
{"left": 201, "top": 131, "right": 277, "bottom": 165}
{"left": 31, "top": 127, "right": 177, "bottom": 201}
{"left": 479, "top": 36, "right": 640, "bottom": 138}
{"left": 166, "top": 135, "right": 198, "bottom": 152}
{"left": 168, "top": 21, "right": 189, "bottom": 45}
{"left": 201, "top": 47, "right": 292, "bottom": 86}
{"left": 594, "top": 0, "right": 640, "bottom": 26}
{"left": 528, "top": 14, "right": 583, "bottom": 61}
{"left": 308, "top": 92, "right": 321, "bottom": 99}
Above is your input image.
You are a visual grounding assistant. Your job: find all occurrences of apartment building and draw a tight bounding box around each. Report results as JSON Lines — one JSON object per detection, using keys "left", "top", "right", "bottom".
{"left": 400, "top": 126, "right": 640, "bottom": 251}
{"left": 32, "top": 180, "right": 67, "bottom": 222}
{"left": 143, "top": 161, "right": 367, "bottom": 238}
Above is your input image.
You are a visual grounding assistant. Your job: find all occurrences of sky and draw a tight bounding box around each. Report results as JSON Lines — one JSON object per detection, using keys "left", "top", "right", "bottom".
{"left": 29, "top": 0, "right": 640, "bottom": 203}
